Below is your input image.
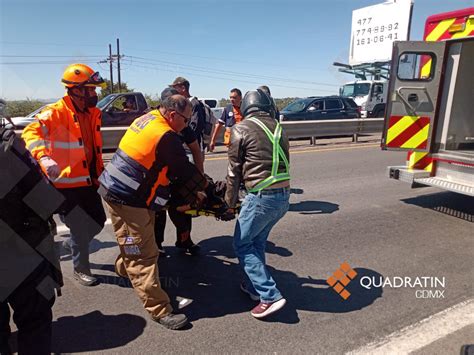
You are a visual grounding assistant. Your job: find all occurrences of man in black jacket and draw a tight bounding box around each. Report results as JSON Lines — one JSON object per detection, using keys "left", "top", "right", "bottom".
{"left": 168, "top": 77, "right": 206, "bottom": 253}
{"left": 0, "top": 119, "right": 63, "bottom": 354}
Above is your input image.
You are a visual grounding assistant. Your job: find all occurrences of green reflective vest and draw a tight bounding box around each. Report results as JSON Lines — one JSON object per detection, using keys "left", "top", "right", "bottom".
{"left": 247, "top": 117, "right": 290, "bottom": 193}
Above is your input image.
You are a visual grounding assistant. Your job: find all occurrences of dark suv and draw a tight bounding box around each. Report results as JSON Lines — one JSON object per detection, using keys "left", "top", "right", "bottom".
{"left": 280, "top": 96, "right": 361, "bottom": 121}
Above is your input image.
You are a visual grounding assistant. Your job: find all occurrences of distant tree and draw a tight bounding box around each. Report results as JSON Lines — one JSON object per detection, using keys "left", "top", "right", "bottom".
{"left": 99, "top": 79, "right": 133, "bottom": 99}
{"left": 144, "top": 94, "right": 161, "bottom": 109}
{"left": 4, "top": 99, "right": 45, "bottom": 118}
{"left": 274, "top": 98, "right": 299, "bottom": 110}
{"left": 219, "top": 98, "right": 230, "bottom": 107}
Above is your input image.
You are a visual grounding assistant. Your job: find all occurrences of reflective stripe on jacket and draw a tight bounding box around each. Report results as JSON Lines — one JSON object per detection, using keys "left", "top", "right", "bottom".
{"left": 99, "top": 110, "right": 173, "bottom": 211}
{"left": 21, "top": 95, "right": 103, "bottom": 189}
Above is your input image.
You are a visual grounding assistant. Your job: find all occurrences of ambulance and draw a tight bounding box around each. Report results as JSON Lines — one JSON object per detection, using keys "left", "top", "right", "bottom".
{"left": 382, "top": 7, "right": 474, "bottom": 196}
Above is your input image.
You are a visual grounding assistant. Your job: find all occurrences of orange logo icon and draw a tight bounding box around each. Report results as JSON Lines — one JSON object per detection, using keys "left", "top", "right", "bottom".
{"left": 326, "top": 262, "right": 358, "bottom": 300}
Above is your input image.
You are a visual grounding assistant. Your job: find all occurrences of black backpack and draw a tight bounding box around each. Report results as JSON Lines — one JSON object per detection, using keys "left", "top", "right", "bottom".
{"left": 190, "top": 97, "right": 215, "bottom": 145}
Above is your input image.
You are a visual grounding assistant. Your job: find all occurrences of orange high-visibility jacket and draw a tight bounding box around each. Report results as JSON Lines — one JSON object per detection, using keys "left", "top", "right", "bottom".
{"left": 22, "top": 95, "right": 104, "bottom": 189}
{"left": 99, "top": 110, "right": 174, "bottom": 210}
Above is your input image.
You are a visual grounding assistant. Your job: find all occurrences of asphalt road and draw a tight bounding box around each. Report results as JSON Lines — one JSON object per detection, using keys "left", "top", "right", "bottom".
{"left": 11, "top": 137, "right": 473, "bottom": 354}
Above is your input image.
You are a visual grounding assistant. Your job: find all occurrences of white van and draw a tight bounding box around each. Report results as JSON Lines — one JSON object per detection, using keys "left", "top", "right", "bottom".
{"left": 200, "top": 98, "right": 219, "bottom": 108}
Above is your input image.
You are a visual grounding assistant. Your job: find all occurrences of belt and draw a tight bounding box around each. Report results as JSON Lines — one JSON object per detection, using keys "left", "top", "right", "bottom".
{"left": 250, "top": 186, "right": 290, "bottom": 195}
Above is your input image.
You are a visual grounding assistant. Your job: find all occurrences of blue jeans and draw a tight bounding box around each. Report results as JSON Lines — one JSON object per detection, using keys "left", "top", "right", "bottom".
{"left": 233, "top": 187, "right": 290, "bottom": 302}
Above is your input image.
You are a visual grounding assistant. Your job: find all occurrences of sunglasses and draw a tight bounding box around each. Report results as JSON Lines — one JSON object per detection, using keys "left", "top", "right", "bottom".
{"left": 174, "top": 111, "right": 191, "bottom": 122}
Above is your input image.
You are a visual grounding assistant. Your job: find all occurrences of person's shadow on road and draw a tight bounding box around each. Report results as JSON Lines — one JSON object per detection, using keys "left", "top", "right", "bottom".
{"left": 8, "top": 311, "right": 146, "bottom": 354}
{"left": 289, "top": 201, "right": 339, "bottom": 215}
{"left": 159, "top": 236, "right": 382, "bottom": 325}
{"left": 58, "top": 238, "right": 117, "bottom": 261}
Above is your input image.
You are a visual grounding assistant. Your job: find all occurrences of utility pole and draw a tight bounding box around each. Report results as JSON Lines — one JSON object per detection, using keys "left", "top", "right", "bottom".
{"left": 109, "top": 44, "right": 114, "bottom": 93}
{"left": 117, "top": 38, "right": 122, "bottom": 93}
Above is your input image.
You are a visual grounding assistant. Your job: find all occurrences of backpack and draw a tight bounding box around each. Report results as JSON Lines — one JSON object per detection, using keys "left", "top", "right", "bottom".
{"left": 195, "top": 98, "right": 216, "bottom": 146}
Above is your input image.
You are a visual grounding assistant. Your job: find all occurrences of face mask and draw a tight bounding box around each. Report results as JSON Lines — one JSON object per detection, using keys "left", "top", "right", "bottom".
{"left": 86, "top": 95, "right": 98, "bottom": 108}
{"left": 69, "top": 88, "right": 98, "bottom": 108}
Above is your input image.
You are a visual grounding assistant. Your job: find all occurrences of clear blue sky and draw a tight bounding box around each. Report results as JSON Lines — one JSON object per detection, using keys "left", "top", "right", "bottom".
{"left": 1, "top": 0, "right": 472, "bottom": 100}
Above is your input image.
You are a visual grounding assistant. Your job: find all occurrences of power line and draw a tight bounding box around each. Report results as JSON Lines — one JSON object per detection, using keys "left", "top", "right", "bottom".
{"left": 0, "top": 41, "right": 105, "bottom": 48}
{"left": 126, "top": 55, "right": 340, "bottom": 88}
{"left": 0, "top": 55, "right": 104, "bottom": 58}
{"left": 125, "top": 62, "right": 336, "bottom": 93}
{"left": 125, "top": 46, "right": 331, "bottom": 73}
{"left": 0, "top": 60, "right": 101, "bottom": 65}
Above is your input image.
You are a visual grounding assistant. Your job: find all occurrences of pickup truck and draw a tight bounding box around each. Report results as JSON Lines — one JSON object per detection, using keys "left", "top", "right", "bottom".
{"left": 8, "top": 92, "right": 149, "bottom": 129}
{"left": 97, "top": 92, "right": 149, "bottom": 126}
{"left": 10, "top": 92, "right": 149, "bottom": 151}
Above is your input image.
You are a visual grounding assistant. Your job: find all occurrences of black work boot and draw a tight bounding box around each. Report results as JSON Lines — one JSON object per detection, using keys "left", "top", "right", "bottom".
{"left": 156, "top": 313, "right": 188, "bottom": 330}
{"left": 74, "top": 269, "right": 99, "bottom": 286}
{"left": 175, "top": 232, "right": 200, "bottom": 255}
{"left": 175, "top": 239, "right": 201, "bottom": 255}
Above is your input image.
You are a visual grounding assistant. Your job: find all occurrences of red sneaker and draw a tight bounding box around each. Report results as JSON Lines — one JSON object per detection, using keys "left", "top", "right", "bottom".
{"left": 250, "top": 298, "right": 286, "bottom": 319}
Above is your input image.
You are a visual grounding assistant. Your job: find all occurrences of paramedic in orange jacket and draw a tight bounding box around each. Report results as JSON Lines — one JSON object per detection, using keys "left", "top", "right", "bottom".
{"left": 98, "top": 95, "right": 207, "bottom": 330}
{"left": 22, "top": 63, "right": 107, "bottom": 287}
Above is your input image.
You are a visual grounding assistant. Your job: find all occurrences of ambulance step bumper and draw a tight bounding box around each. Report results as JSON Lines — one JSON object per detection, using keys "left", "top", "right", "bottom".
{"left": 414, "top": 177, "right": 474, "bottom": 196}
{"left": 388, "top": 166, "right": 430, "bottom": 184}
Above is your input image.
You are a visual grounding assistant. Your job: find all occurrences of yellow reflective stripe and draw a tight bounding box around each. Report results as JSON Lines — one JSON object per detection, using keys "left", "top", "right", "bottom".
{"left": 409, "top": 151, "right": 428, "bottom": 167}
{"left": 386, "top": 116, "right": 419, "bottom": 144}
{"left": 400, "top": 124, "right": 430, "bottom": 149}
{"left": 421, "top": 59, "right": 432, "bottom": 78}
{"left": 425, "top": 162, "right": 433, "bottom": 172}
{"left": 426, "top": 18, "right": 456, "bottom": 41}
{"left": 451, "top": 18, "right": 474, "bottom": 39}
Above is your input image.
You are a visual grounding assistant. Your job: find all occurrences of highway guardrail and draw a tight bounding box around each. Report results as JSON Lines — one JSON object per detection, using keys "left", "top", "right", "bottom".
{"left": 15, "top": 117, "right": 384, "bottom": 151}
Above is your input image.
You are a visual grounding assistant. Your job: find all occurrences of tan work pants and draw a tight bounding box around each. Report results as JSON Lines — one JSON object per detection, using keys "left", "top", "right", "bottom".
{"left": 105, "top": 201, "right": 173, "bottom": 319}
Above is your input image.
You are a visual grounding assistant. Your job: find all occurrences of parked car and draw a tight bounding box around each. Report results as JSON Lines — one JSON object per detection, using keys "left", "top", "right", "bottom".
{"left": 6, "top": 104, "right": 51, "bottom": 129}
{"left": 280, "top": 96, "right": 361, "bottom": 121}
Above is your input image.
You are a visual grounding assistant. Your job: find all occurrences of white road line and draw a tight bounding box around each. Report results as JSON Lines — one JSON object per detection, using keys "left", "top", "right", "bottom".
{"left": 56, "top": 218, "right": 112, "bottom": 235}
{"left": 348, "top": 299, "right": 474, "bottom": 355}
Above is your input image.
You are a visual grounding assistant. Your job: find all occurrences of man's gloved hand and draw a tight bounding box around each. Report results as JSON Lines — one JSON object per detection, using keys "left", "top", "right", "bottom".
{"left": 39, "top": 156, "right": 60, "bottom": 180}
{"left": 196, "top": 191, "right": 207, "bottom": 206}
{"left": 216, "top": 208, "right": 236, "bottom": 221}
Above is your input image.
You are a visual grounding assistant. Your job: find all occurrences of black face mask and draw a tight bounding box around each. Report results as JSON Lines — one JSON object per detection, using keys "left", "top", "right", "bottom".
{"left": 68, "top": 88, "right": 98, "bottom": 108}
{"left": 86, "top": 95, "right": 98, "bottom": 108}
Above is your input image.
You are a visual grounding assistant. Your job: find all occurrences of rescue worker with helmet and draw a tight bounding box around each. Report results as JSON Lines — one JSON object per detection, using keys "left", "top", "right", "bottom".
{"left": 1, "top": 102, "right": 63, "bottom": 354}
{"left": 22, "top": 63, "right": 107, "bottom": 286}
{"left": 98, "top": 94, "right": 207, "bottom": 330}
{"left": 225, "top": 89, "right": 290, "bottom": 319}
